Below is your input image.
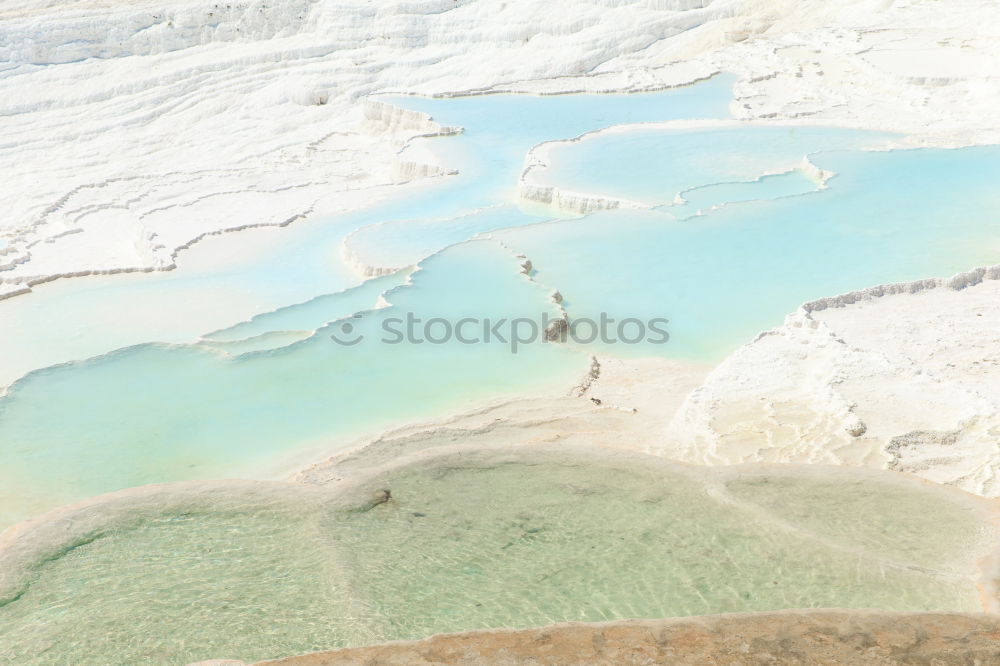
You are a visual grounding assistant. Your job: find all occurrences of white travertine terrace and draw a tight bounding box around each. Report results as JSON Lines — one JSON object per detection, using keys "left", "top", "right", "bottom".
{"left": 286, "top": 266, "right": 1000, "bottom": 501}
{"left": 3, "top": 6, "right": 1000, "bottom": 665}
{"left": 1, "top": 0, "right": 1000, "bottom": 505}
{"left": 517, "top": 118, "right": 856, "bottom": 214}
{"left": 0, "top": 0, "right": 744, "bottom": 299}
{"left": 665, "top": 268, "right": 1000, "bottom": 498}
{"left": 3, "top": 0, "right": 1000, "bottom": 299}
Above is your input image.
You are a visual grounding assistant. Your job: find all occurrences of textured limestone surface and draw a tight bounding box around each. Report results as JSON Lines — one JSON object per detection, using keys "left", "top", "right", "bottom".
{"left": 668, "top": 272, "right": 1000, "bottom": 498}
{"left": 4, "top": 0, "right": 1000, "bottom": 302}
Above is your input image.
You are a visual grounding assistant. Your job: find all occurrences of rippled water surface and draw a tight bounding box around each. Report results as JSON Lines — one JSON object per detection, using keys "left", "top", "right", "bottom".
{"left": 336, "top": 455, "right": 990, "bottom": 639}
{"left": 0, "top": 452, "right": 991, "bottom": 664}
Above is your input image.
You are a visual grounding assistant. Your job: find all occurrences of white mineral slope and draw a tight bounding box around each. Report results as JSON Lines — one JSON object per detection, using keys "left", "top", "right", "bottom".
{"left": 3, "top": 0, "right": 1000, "bottom": 300}
{"left": 602, "top": 0, "right": 1000, "bottom": 144}
{"left": 293, "top": 354, "right": 713, "bottom": 486}
{"left": 3, "top": 0, "right": 1000, "bottom": 488}
{"left": 517, "top": 118, "right": 866, "bottom": 215}
{"left": 0, "top": 0, "right": 745, "bottom": 300}
{"left": 666, "top": 268, "right": 1000, "bottom": 498}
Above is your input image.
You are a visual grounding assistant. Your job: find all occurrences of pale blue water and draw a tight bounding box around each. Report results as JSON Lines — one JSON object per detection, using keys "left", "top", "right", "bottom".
{"left": 0, "top": 75, "right": 736, "bottom": 393}
{"left": 538, "top": 125, "right": 895, "bottom": 205}
{"left": 0, "top": 77, "right": 738, "bottom": 527}
{"left": 382, "top": 76, "right": 736, "bottom": 208}
{"left": 0, "top": 241, "right": 578, "bottom": 526}
{"left": 202, "top": 272, "right": 408, "bottom": 343}
{"left": 672, "top": 169, "right": 820, "bottom": 216}
{"left": 496, "top": 145, "right": 1000, "bottom": 360}
{"left": 342, "top": 205, "right": 535, "bottom": 273}
{"left": 1, "top": 74, "right": 999, "bottom": 529}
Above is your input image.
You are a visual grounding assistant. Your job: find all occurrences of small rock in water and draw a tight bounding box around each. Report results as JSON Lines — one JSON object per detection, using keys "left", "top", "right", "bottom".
{"left": 545, "top": 318, "right": 569, "bottom": 342}
{"left": 357, "top": 488, "right": 392, "bottom": 511}
{"left": 844, "top": 416, "right": 867, "bottom": 438}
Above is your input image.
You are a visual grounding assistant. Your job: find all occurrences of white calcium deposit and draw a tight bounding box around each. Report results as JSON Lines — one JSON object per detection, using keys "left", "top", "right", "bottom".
{"left": 0, "top": 0, "right": 731, "bottom": 299}
{"left": 4, "top": 0, "right": 1000, "bottom": 497}
{"left": 666, "top": 269, "right": 1000, "bottom": 497}
{"left": 3, "top": 0, "right": 1000, "bottom": 299}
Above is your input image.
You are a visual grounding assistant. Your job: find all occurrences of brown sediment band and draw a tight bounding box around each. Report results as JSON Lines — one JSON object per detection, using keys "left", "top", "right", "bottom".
{"left": 250, "top": 610, "right": 1000, "bottom": 665}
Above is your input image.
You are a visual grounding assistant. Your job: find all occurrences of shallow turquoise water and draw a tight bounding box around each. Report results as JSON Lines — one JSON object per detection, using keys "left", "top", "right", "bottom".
{"left": 497, "top": 145, "right": 1000, "bottom": 360}
{"left": 671, "top": 169, "right": 820, "bottom": 215}
{"left": 383, "top": 76, "right": 735, "bottom": 208}
{"left": 539, "top": 125, "right": 894, "bottom": 205}
{"left": 2, "top": 74, "right": 1000, "bottom": 529}
{"left": 202, "top": 272, "right": 408, "bottom": 343}
{"left": 342, "top": 205, "right": 536, "bottom": 273}
{"left": 0, "top": 75, "right": 736, "bottom": 394}
{"left": 0, "top": 452, "right": 992, "bottom": 665}
{"left": 0, "top": 242, "right": 578, "bottom": 526}
{"left": 0, "top": 77, "right": 739, "bottom": 526}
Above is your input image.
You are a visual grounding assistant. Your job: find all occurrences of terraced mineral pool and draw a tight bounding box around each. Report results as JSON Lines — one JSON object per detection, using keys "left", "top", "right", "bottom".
{"left": 673, "top": 168, "right": 819, "bottom": 214}
{"left": 0, "top": 75, "right": 737, "bottom": 526}
{"left": 0, "top": 450, "right": 994, "bottom": 665}
{"left": 340, "top": 204, "right": 536, "bottom": 275}
{"left": 0, "top": 75, "right": 736, "bottom": 388}
{"left": 3, "top": 72, "right": 1000, "bottom": 532}
{"left": 0, "top": 241, "right": 580, "bottom": 527}
{"left": 333, "top": 452, "right": 995, "bottom": 639}
{"left": 0, "top": 484, "right": 370, "bottom": 665}
{"left": 497, "top": 144, "right": 1000, "bottom": 360}
{"left": 533, "top": 124, "right": 896, "bottom": 206}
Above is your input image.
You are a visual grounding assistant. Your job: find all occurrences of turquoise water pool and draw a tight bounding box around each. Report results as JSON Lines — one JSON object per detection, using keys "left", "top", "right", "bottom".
{"left": 535, "top": 124, "right": 895, "bottom": 206}
{"left": 0, "top": 76, "right": 737, "bottom": 526}
{"left": 0, "top": 75, "right": 737, "bottom": 388}
{"left": 1, "top": 73, "right": 999, "bottom": 529}
{"left": 497, "top": 144, "right": 1000, "bottom": 360}
{"left": 0, "top": 241, "right": 579, "bottom": 526}
{"left": 0, "top": 451, "right": 992, "bottom": 664}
